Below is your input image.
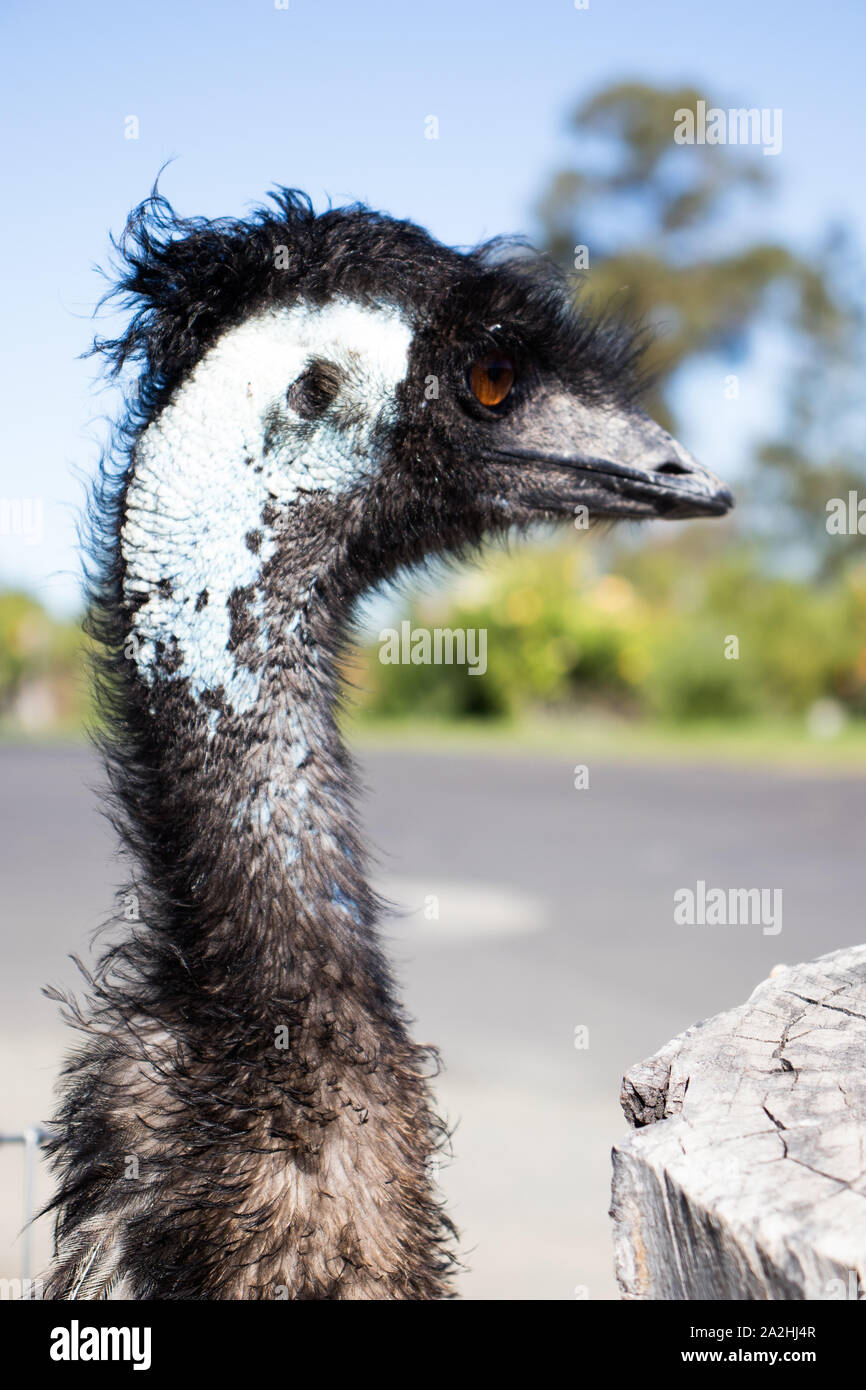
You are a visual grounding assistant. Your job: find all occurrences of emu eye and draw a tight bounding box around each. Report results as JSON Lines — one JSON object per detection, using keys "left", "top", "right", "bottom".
{"left": 469, "top": 356, "right": 515, "bottom": 408}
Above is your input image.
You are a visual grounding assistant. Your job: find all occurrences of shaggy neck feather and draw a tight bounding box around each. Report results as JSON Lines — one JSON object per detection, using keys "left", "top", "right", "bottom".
{"left": 42, "top": 302, "right": 455, "bottom": 1301}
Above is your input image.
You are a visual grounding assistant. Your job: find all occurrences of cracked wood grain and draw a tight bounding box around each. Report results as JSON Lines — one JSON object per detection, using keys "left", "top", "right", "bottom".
{"left": 610, "top": 945, "right": 866, "bottom": 1300}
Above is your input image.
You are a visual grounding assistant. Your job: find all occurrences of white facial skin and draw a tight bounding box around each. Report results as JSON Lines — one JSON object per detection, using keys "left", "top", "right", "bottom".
{"left": 121, "top": 298, "right": 413, "bottom": 720}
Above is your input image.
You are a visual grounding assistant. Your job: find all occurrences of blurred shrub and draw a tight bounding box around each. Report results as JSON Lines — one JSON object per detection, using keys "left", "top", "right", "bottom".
{"left": 357, "top": 541, "right": 866, "bottom": 724}
{"left": 0, "top": 592, "right": 90, "bottom": 734}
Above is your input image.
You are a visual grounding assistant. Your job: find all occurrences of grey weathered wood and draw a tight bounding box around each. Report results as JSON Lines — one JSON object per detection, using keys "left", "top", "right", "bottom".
{"left": 611, "top": 945, "right": 866, "bottom": 1300}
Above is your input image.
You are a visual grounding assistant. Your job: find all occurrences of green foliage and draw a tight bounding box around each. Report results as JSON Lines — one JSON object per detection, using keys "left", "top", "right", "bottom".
{"left": 358, "top": 540, "right": 866, "bottom": 726}
{"left": 0, "top": 593, "right": 91, "bottom": 734}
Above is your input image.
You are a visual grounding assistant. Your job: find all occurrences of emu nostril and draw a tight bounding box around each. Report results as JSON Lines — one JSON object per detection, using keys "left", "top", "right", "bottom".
{"left": 654, "top": 461, "right": 690, "bottom": 477}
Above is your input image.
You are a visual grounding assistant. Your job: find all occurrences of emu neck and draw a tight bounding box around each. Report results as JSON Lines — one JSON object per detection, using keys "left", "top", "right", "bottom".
{"left": 117, "top": 310, "right": 388, "bottom": 999}
{"left": 91, "top": 311, "right": 456, "bottom": 1298}
{"left": 128, "top": 561, "right": 377, "bottom": 1004}
{"left": 108, "top": 515, "right": 454, "bottom": 1298}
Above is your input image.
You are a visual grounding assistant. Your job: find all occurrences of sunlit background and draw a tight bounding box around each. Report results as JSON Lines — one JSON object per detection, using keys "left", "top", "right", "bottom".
{"left": 2, "top": 0, "right": 866, "bottom": 1299}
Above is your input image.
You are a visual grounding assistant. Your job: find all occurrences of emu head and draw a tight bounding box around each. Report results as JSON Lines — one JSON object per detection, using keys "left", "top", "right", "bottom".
{"left": 112, "top": 191, "right": 731, "bottom": 725}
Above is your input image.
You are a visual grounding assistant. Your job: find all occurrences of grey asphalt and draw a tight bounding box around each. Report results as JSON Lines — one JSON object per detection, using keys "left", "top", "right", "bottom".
{"left": 1, "top": 743, "right": 863, "bottom": 1298}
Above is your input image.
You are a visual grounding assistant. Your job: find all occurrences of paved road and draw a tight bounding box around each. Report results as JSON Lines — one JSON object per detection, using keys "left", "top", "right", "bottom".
{"left": 1, "top": 744, "right": 864, "bottom": 1298}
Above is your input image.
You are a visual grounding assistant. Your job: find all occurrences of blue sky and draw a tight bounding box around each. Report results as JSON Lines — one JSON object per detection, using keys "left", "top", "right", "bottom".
{"left": 2, "top": 0, "right": 865, "bottom": 613}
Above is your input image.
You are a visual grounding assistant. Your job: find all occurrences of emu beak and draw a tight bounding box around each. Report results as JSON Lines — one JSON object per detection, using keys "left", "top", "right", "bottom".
{"left": 493, "top": 395, "right": 734, "bottom": 521}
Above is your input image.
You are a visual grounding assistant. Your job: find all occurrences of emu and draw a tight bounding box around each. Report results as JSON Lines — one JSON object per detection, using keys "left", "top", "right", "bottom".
{"left": 41, "top": 189, "right": 732, "bottom": 1300}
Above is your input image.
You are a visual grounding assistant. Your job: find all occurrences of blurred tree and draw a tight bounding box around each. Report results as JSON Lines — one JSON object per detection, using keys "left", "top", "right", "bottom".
{"left": 754, "top": 227, "right": 866, "bottom": 576}
{"left": 537, "top": 81, "right": 852, "bottom": 439}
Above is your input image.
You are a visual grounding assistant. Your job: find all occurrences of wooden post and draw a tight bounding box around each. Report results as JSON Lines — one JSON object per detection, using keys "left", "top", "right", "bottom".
{"left": 610, "top": 946, "right": 866, "bottom": 1300}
